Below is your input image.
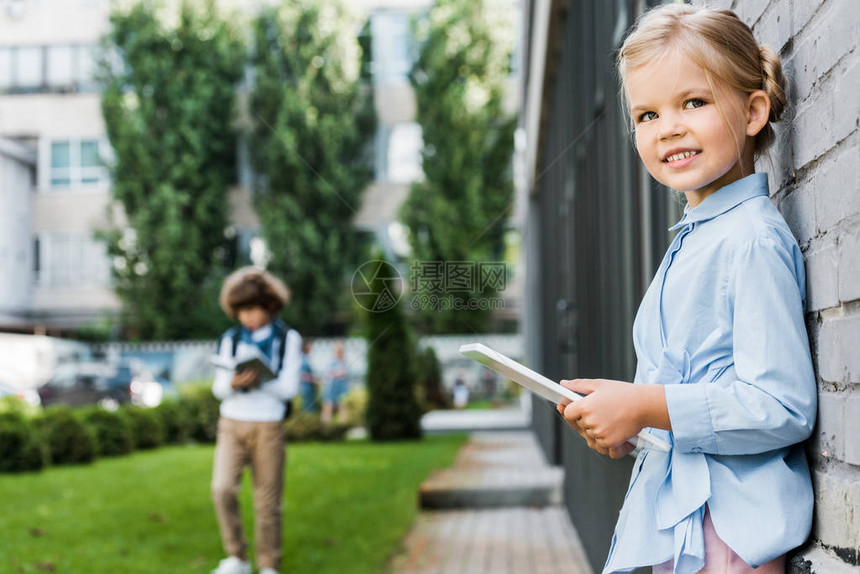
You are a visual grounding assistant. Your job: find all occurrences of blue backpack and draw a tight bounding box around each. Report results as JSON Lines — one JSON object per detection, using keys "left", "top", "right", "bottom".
{"left": 228, "top": 320, "right": 293, "bottom": 420}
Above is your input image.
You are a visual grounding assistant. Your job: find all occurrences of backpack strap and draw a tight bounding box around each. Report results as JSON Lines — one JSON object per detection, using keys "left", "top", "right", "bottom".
{"left": 272, "top": 319, "right": 293, "bottom": 420}
{"left": 272, "top": 320, "right": 289, "bottom": 373}
{"left": 230, "top": 327, "right": 242, "bottom": 357}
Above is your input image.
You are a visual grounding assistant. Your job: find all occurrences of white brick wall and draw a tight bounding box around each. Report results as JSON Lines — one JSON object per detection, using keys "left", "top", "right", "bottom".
{"left": 811, "top": 469, "right": 860, "bottom": 550}
{"left": 691, "top": 0, "right": 860, "bottom": 571}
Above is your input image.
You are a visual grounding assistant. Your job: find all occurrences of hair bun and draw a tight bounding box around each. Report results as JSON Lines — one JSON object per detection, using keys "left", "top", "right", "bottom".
{"left": 759, "top": 45, "right": 787, "bottom": 122}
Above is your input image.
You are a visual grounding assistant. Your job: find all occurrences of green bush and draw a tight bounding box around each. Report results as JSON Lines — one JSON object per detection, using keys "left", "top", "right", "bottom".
{"left": 123, "top": 406, "right": 165, "bottom": 450}
{"left": 340, "top": 385, "right": 368, "bottom": 428}
{"left": 319, "top": 421, "right": 351, "bottom": 442}
{"left": 284, "top": 412, "right": 350, "bottom": 443}
{"left": 33, "top": 407, "right": 96, "bottom": 466}
{"left": 181, "top": 383, "right": 220, "bottom": 444}
{"left": 0, "top": 394, "right": 41, "bottom": 418}
{"left": 0, "top": 412, "right": 48, "bottom": 473}
{"left": 154, "top": 399, "right": 192, "bottom": 444}
{"left": 80, "top": 407, "right": 134, "bottom": 457}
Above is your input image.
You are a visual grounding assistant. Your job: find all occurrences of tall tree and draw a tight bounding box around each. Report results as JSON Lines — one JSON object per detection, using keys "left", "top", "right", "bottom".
{"left": 99, "top": 0, "right": 244, "bottom": 339}
{"left": 249, "top": 0, "right": 376, "bottom": 335}
{"left": 401, "top": 0, "right": 517, "bottom": 333}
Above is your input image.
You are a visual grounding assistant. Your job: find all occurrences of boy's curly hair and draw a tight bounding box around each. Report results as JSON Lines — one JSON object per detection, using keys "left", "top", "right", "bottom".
{"left": 219, "top": 266, "right": 291, "bottom": 319}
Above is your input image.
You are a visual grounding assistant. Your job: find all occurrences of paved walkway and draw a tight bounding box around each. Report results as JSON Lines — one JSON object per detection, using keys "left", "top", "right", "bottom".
{"left": 390, "top": 430, "right": 594, "bottom": 574}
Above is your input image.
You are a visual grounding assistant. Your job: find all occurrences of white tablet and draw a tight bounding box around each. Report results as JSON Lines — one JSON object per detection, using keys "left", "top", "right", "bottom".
{"left": 459, "top": 343, "right": 581, "bottom": 404}
{"left": 459, "top": 343, "right": 671, "bottom": 452}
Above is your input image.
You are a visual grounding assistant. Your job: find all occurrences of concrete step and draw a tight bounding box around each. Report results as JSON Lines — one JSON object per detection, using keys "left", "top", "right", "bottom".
{"left": 418, "top": 431, "right": 563, "bottom": 509}
{"left": 420, "top": 467, "right": 563, "bottom": 508}
{"left": 420, "top": 406, "right": 531, "bottom": 434}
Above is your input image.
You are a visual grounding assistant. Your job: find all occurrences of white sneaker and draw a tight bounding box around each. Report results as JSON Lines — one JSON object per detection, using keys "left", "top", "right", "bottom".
{"left": 211, "top": 556, "right": 252, "bottom": 574}
{"left": 259, "top": 569, "right": 279, "bottom": 574}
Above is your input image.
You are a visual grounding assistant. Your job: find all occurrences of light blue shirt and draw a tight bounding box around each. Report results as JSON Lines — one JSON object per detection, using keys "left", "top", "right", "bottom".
{"left": 603, "top": 173, "right": 817, "bottom": 573}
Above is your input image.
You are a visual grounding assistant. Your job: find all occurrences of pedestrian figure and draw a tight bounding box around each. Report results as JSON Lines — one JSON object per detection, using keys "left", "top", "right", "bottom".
{"left": 452, "top": 370, "right": 469, "bottom": 409}
{"left": 210, "top": 267, "right": 301, "bottom": 574}
{"left": 557, "top": 5, "right": 816, "bottom": 573}
{"left": 321, "top": 340, "right": 349, "bottom": 424}
{"left": 299, "top": 340, "right": 318, "bottom": 413}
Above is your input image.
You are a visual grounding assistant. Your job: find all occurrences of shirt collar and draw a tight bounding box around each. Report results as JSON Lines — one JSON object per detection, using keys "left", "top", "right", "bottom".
{"left": 247, "top": 323, "right": 273, "bottom": 341}
{"left": 669, "top": 173, "right": 769, "bottom": 231}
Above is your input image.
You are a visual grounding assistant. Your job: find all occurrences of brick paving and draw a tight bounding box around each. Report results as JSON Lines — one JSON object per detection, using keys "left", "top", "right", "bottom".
{"left": 390, "top": 431, "right": 594, "bottom": 574}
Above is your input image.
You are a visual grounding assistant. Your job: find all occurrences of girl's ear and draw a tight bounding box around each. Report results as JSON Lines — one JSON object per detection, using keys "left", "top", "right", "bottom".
{"left": 745, "top": 90, "right": 771, "bottom": 137}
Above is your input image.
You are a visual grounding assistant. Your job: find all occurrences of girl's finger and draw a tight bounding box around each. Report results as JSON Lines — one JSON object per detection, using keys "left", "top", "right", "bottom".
{"left": 562, "top": 401, "right": 581, "bottom": 421}
{"left": 608, "top": 442, "right": 636, "bottom": 459}
{"left": 561, "top": 378, "right": 595, "bottom": 395}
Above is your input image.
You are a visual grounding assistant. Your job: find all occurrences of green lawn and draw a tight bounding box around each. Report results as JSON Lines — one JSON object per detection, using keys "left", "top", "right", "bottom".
{"left": 0, "top": 435, "right": 466, "bottom": 574}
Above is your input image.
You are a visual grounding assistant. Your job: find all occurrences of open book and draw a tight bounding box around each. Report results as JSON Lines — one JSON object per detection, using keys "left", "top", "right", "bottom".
{"left": 211, "top": 346, "right": 277, "bottom": 384}
{"left": 459, "top": 343, "right": 670, "bottom": 452}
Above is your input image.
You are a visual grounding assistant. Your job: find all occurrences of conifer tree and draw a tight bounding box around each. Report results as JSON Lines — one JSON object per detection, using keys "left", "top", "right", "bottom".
{"left": 362, "top": 259, "right": 423, "bottom": 441}
{"left": 417, "top": 346, "right": 448, "bottom": 411}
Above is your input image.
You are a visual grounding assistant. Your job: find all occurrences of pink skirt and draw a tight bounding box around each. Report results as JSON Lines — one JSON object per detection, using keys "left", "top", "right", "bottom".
{"left": 652, "top": 508, "right": 786, "bottom": 573}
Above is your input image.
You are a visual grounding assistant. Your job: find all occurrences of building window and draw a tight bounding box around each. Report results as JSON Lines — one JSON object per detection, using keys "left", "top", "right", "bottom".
{"left": 371, "top": 12, "right": 414, "bottom": 85}
{"left": 0, "top": 44, "right": 99, "bottom": 94}
{"left": 34, "top": 233, "right": 111, "bottom": 288}
{"left": 47, "top": 45, "right": 75, "bottom": 86}
{"left": 376, "top": 123, "right": 423, "bottom": 184}
{"left": 387, "top": 123, "right": 423, "bottom": 184}
{"left": 49, "top": 139, "right": 109, "bottom": 189}
{"left": 15, "top": 46, "right": 44, "bottom": 90}
{"left": 0, "top": 47, "right": 12, "bottom": 90}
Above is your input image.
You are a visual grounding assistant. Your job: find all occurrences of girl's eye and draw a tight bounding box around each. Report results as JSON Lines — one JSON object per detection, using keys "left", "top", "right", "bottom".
{"left": 638, "top": 111, "right": 658, "bottom": 123}
{"left": 685, "top": 98, "right": 706, "bottom": 109}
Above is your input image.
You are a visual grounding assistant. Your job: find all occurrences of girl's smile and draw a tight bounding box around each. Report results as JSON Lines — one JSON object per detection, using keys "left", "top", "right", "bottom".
{"left": 662, "top": 148, "right": 701, "bottom": 168}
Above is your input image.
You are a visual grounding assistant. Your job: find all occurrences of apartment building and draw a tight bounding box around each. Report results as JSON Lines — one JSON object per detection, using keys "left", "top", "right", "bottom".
{"left": 0, "top": 0, "right": 115, "bottom": 333}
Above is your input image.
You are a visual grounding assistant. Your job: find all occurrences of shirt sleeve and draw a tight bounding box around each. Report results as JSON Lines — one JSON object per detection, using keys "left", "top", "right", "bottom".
{"left": 262, "top": 329, "right": 302, "bottom": 401}
{"left": 665, "top": 236, "right": 817, "bottom": 455}
{"left": 211, "top": 334, "right": 235, "bottom": 400}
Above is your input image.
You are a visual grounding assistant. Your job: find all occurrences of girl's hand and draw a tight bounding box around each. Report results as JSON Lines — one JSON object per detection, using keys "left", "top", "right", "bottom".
{"left": 555, "top": 399, "right": 634, "bottom": 458}
{"left": 231, "top": 369, "right": 260, "bottom": 390}
{"left": 556, "top": 379, "right": 660, "bottom": 459}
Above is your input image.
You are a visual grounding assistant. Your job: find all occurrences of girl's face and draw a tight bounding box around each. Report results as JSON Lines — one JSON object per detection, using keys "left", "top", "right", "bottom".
{"left": 626, "top": 49, "right": 757, "bottom": 208}
{"left": 237, "top": 305, "right": 272, "bottom": 332}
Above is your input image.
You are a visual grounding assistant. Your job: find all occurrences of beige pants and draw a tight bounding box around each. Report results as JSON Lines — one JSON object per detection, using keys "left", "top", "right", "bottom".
{"left": 211, "top": 417, "right": 286, "bottom": 571}
{"left": 653, "top": 507, "right": 786, "bottom": 573}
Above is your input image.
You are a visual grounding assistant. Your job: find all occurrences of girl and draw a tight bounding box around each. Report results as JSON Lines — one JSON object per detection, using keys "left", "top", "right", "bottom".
{"left": 557, "top": 5, "right": 817, "bottom": 574}
{"left": 211, "top": 267, "right": 302, "bottom": 574}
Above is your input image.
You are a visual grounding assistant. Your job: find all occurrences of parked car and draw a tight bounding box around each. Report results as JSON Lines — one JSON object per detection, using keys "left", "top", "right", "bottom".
{"left": 37, "top": 360, "right": 177, "bottom": 409}
{"left": 37, "top": 362, "right": 134, "bottom": 409}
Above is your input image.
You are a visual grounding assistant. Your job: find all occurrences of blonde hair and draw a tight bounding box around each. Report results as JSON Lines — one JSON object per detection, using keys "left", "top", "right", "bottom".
{"left": 617, "top": 3, "right": 787, "bottom": 157}
{"left": 219, "top": 266, "right": 291, "bottom": 319}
